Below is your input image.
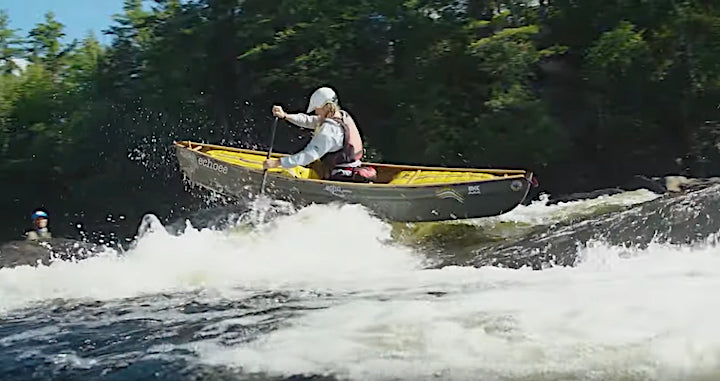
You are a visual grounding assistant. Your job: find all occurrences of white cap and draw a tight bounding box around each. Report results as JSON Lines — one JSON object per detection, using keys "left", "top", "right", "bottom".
{"left": 307, "top": 87, "right": 338, "bottom": 112}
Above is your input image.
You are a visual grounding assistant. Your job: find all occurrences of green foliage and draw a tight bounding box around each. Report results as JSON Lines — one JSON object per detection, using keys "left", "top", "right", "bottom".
{"left": 0, "top": 0, "right": 719, "bottom": 241}
{"left": 586, "top": 21, "right": 650, "bottom": 80}
{"left": 0, "top": 10, "right": 23, "bottom": 75}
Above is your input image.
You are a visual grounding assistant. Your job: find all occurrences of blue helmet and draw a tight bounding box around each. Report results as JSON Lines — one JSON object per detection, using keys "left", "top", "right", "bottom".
{"left": 31, "top": 210, "right": 48, "bottom": 221}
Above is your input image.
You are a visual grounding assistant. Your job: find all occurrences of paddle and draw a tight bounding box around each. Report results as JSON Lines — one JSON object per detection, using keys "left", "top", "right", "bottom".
{"left": 260, "top": 116, "right": 279, "bottom": 195}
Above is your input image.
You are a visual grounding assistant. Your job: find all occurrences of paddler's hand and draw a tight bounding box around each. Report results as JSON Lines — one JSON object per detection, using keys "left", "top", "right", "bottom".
{"left": 272, "top": 105, "right": 286, "bottom": 119}
{"left": 263, "top": 158, "right": 281, "bottom": 169}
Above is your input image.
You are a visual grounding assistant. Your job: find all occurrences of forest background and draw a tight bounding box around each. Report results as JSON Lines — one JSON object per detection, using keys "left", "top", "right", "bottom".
{"left": 0, "top": 0, "right": 718, "bottom": 242}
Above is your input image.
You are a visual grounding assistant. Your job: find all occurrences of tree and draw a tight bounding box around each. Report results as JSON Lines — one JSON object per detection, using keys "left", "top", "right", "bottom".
{"left": 27, "top": 12, "right": 75, "bottom": 79}
{"left": 0, "top": 10, "right": 23, "bottom": 75}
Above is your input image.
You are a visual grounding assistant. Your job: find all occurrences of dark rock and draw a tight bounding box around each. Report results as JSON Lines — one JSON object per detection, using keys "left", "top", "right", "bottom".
{"left": 0, "top": 238, "right": 110, "bottom": 269}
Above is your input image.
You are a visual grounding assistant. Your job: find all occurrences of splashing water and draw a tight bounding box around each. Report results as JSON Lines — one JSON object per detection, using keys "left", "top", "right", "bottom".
{"left": 0, "top": 203, "right": 423, "bottom": 313}
{"left": 185, "top": 240, "right": 720, "bottom": 381}
{"left": 1, "top": 193, "right": 720, "bottom": 381}
{"left": 478, "top": 189, "right": 661, "bottom": 226}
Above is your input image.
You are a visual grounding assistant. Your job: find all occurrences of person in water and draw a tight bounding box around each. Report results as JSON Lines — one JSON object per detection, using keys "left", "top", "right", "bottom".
{"left": 263, "top": 86, "right": 377, "bottom": 182}
{"left": 26, "top": 209, "right": 52, "bottom": 241}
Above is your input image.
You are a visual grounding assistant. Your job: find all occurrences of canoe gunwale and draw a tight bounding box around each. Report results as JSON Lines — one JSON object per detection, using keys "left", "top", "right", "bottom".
{"left": 174, "top": 140, "right": 533, "bottom": 189}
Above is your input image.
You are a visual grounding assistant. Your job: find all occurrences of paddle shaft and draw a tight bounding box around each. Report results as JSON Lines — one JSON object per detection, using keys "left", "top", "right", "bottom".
{"left": 260, "top": 116, "right": 279, "bottom": 194}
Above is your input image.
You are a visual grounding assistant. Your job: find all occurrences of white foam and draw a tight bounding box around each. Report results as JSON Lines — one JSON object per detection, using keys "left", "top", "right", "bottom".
{"left": 2, "top": 200, "right": 719, "bottom": 380}
{"left": 192, "top": 241, "right": 720, "bottom": 381}
{"left": 0, "top": 203, "right": 422, "bottom": 312}
{"left": 477, "top": 190, "right": 660, "bottom": 226}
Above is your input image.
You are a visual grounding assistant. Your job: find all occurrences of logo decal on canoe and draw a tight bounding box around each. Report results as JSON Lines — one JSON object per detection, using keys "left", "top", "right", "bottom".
{"left": 324, "top": 185, "right": 352, "bottom": 198}
{"left": 511, "top": 180, "right": 523, "bottom": 192}
{"left": 468, "top": 185, "right": 482, "bottom": 195}
{"left": 198, "top": 157, "right": 228, "bottom": 174}
{"left": 436, "top": 187, "right": 464, "bottom": 203}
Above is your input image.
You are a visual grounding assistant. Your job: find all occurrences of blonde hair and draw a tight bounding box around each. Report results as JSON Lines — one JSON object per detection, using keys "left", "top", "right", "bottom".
{"left": 314, "top": 101, "right": 342, "bottom": 135}
{"left": 321, "top": 101, "right": 340, "bottom": 115}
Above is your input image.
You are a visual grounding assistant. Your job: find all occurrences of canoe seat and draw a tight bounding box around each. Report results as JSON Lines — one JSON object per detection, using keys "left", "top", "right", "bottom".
{"left": 389, "top": 170, "right": 497, "bottom": 185}
{"left": 205, "top": 150, "right": 318, "bottom": 179}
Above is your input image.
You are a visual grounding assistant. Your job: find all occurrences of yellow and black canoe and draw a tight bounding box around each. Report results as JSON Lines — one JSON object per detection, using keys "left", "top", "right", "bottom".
{"left": 173, "top": 141, "right": 535, "bottom": 222}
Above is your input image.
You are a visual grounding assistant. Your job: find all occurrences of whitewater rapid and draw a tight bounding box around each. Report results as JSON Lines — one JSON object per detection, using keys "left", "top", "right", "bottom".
{"left": 481, "top": 189, "right": 662, "bottom": 226}
{"left": 189, "top": 240, "right": 720, "bottom": 381}
{"left": 1, "top": 191, "right": 719, "bottom": 381}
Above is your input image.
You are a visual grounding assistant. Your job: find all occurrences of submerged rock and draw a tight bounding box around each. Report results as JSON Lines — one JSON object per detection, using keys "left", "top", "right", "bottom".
{"left": 467, "top": 183, "right": 720, "bottom": 270}
{"left": 0, "top": 238, "right": 111, "bottom": 268}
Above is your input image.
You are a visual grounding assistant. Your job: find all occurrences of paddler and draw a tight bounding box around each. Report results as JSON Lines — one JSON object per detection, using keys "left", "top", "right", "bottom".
{"left": 25, "top": 209, "right": 52, "bottom": 241}
{"left": 263, "top": 86, "right": 377, "bottom": 182}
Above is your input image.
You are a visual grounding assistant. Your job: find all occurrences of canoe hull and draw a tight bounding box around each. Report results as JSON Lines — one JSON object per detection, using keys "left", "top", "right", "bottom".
{"left": 174, "top": 142, "right": 533, "bottom": 222}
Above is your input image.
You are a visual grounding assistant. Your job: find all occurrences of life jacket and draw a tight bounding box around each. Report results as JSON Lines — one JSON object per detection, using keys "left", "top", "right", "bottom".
{"left": 317, "top": 110, "right": 377, "bottom": 182}
{"left": 321, "top": 110, "right": 363, "bottom": 168}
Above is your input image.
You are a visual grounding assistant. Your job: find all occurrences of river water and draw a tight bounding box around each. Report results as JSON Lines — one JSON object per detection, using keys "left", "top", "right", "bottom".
{"left": 1, "top": 186, "right": 720, "bottom": 381}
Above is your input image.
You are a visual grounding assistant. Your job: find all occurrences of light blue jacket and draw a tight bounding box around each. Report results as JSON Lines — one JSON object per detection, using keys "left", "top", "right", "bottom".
{"left": 279, "top": 114, "right": 345, "bottom": 168}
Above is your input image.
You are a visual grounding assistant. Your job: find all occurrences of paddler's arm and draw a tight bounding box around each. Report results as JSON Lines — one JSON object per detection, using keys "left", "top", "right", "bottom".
{"left": 264, "top": 122, "right": 342, "bottom": 169}
{"left": 272, "top": 105, "right": 317, "bottom": 130}
{"left": 283, "top": 114, "right": 319, "bottom": 130}
{"left": 279, "top": 123, "right": 343, "bottom": 168}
